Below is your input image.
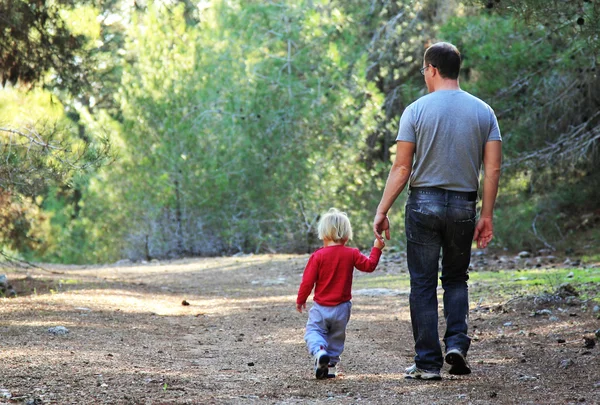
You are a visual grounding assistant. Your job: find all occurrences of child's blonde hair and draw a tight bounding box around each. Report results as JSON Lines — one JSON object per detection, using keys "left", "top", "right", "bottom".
{"left": 318, "top": 208, "right": 353, "bottom": 242}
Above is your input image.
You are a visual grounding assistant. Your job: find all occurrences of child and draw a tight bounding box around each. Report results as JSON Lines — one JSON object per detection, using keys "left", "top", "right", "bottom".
{"left": 296, "top": 208, "right": 385, "bottom": 379}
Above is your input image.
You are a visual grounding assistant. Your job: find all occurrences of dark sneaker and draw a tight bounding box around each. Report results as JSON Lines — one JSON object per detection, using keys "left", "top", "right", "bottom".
{"left": 404, "top": 364, "right": 442, "bottom": 380}
{"left": 314, "top": 350, "right": 330, "bottom": 379}
{"left": 445, "top": 349, "right": 471, "bottom": 375}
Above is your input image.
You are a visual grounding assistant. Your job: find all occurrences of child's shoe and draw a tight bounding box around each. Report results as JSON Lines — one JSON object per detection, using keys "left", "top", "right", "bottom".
{"left": 313, "top": 349, "right": 330, "bottom": 379}
{"left": 327, "top": 362, "right": 337, "bottom": 378}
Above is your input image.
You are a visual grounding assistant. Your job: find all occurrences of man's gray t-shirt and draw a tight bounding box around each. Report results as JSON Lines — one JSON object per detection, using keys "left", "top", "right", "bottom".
{"left": 397, "top": 89, "right": 502, "bottom": 192}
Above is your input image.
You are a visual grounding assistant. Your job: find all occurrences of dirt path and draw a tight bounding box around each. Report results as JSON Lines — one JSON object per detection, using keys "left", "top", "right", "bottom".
{"left": 0, "top": 254, "right": 598, "bottom": 404}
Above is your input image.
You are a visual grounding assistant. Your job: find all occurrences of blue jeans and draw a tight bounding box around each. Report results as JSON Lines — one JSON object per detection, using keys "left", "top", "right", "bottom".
{"left": 405, "top": 188, "right": 476, "bottom": 371}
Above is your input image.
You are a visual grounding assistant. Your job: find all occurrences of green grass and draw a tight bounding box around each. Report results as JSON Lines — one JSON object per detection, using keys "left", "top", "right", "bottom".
{"left": 354, "top": 274, "right": 410, "bottom": 290}
{"left": 470, "top": 267, "right": 600, "bottom": 302}
{"left": 59, "top": 279, "right": 81, "bottom": 285}
{"left": 471, "top": 267, "right": 599, "bottom": 285}
{"left": 354, "top": 267, "right": 600, "bottom": 303}
{"left": 582, "top": 253, "right": 600, "bottom": 264}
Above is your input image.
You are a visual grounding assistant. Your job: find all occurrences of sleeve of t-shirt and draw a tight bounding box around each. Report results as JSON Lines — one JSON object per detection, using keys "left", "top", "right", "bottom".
{"left": 486, "top": 107, "right": 502, "bottom": 142}
{"left": 396, "top": 104, "right": 416, "bottom": 143}
{"left": 353, "top": 247, "right": 382, "bottom": 273}
{"left": 297, "top": 253, "right": 319, "bottom": 305}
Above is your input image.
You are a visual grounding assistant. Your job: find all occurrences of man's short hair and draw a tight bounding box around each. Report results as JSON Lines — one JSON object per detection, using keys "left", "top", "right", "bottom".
{"left": 424, "top": 42, "right": 461, "bottom": 80}
{"left": 318, "top": 208, "right": 353, "bottom": 242}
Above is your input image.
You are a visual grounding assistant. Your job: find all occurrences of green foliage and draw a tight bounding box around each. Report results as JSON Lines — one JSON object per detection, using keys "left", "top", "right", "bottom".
{"left": 471, "top": 0, "right": 600, "bottom": 53}
{"left": 0, "top": 0, "right": 88, "bottom": 87}
{"left": 0, "top": 1, "right": 120, "bottom": 263}
{"left": 3, "top": 0, "right": 599, "bottom": 262}
{"left": 0, "top": 87, "right": 113, "bottom": 261}
{"left": 91, "top": 0, "right": 393, "bottom": 259}
{"left": 493, "top": 169, "right": 600, "bottom": 252}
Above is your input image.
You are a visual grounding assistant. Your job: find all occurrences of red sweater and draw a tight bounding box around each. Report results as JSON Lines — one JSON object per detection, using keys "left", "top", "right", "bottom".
{"left": 296, "top": 245, "right": 382, "bottom": 307}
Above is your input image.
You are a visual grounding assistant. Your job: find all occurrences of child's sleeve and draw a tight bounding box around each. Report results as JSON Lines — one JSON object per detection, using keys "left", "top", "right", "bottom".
{"left": 353, "top": 247, "right": 382, "bottom": 273}
{"left": 296, "top": 254, "right": 319, "bottom": 305}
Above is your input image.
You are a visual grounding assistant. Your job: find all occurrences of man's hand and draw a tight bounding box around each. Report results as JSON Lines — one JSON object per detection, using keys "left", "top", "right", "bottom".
{"left": 296, "top": 303, "right": 306, "bottom": 313}
{"left": 474, "top": 216, "right": 493, "bottom": 249}
{"left": 373, "top": 212, "right": 391, "bottom": 243}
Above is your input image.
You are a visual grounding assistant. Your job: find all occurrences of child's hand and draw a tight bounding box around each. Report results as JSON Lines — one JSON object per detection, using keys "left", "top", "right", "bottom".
{"left": 374, "top": 238, "right": 385, "bottom": 250}
{"left": 296, "top": 303, "right": 306, "bottom": 313}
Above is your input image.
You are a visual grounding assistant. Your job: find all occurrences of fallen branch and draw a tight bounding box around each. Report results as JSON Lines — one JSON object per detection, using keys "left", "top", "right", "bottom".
{"left": 532, "top": 214, "right": 556, "bottom": 252}
{"left": 0, "top": 250, "right": 64, "bottom": 275}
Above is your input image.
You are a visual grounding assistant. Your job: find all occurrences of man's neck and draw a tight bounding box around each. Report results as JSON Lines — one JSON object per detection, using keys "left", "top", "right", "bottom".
{"left": 432, "top": 79, "right": 460, "bottom": 92}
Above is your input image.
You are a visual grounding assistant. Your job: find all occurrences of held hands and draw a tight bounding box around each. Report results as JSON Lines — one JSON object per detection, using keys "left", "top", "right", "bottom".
{"left": 474, "top": 216, "right": 493, "bottom": 249}
{"left": 373, "top": 212, "right": 391, "bottom": 244}
{"left": 296, "top": 302, "right": 306, "bottom": 313}
{"left": 374, "top": 238, "right": 385, "bottom": 250}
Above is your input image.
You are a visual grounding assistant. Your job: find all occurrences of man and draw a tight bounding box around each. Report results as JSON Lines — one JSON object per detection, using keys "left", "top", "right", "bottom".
{"left": 373, "top": 42, "right": 502, "bottom": 380}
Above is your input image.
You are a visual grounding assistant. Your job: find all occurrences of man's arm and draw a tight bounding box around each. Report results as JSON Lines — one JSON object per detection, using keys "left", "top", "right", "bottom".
{"left": 373, "top": 141, "right": 415, "bottom": 242}
{"left": 474, "top": 140, "right": 502, "bottom": 249}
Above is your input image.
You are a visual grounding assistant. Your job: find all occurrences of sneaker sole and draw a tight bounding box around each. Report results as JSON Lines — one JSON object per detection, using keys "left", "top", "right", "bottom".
{"left": 445, "top": 352, "right": 471, "bottom": 375}
{"left": 327, "top": 365, "right": 337, "bottom": 378}
{"left": 405, "top": 374, "right": 442, "bottom": 381}
{"left": 315, "top": 354, "right": 330, "bottom": 379}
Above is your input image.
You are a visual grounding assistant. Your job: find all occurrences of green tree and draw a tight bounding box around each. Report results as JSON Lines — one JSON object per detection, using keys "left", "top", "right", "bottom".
{"left": 96, "top": 0, "right": 392, "bottom": 259}
{"left": 0, "top": 88, "right": 110, "bottom": 258}
{"left": 0, "top": 1, "right": 116, "bottom": 262}
{"left": 466, "top": 0, "right": 600, "bottom": 171}
{"left": 0, "top": 0, "right": 89, "bottom": 88}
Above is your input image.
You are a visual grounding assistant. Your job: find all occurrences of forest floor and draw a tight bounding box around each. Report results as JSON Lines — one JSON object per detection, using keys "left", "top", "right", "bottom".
{"left": 0, "top": 250, "right": 599, "bottom": 405}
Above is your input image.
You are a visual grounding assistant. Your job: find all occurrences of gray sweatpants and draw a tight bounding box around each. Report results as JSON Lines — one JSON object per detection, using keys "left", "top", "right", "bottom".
{"left": 304, "top": 301, "right": 352, "bottom": 364}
